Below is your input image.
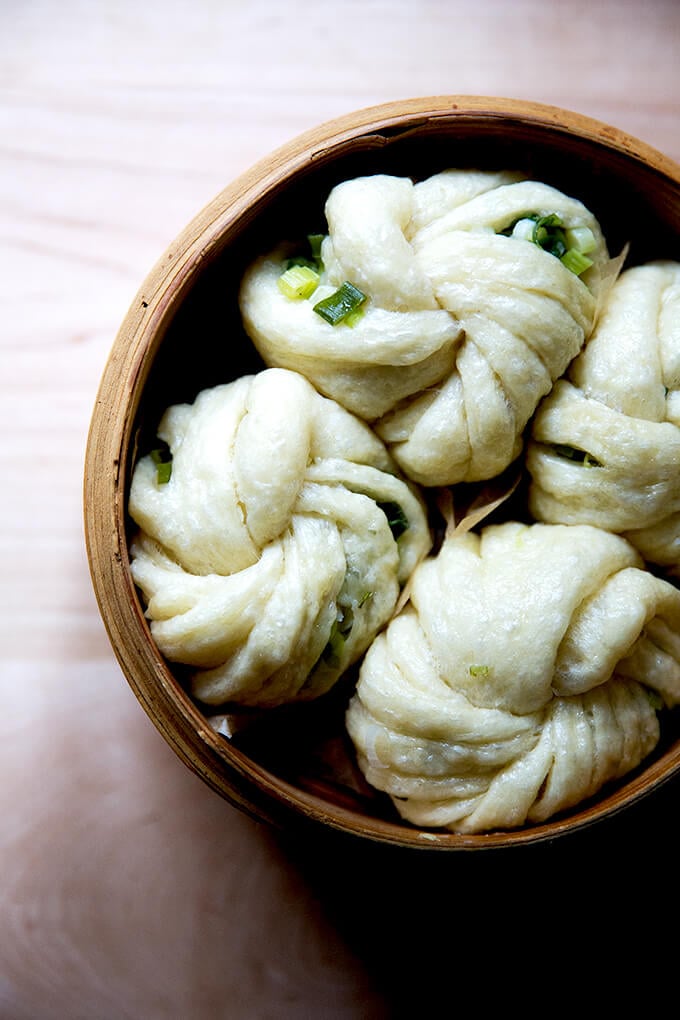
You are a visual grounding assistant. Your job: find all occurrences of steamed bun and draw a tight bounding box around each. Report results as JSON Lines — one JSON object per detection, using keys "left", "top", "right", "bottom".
{"left": 528, "top": 261, "right": 680, "bottom": 572}
{"left": 240, "top": 170, "right": 610, "bottom": 486}
{"left": 128, "top": 368, "right": 430, "bottom": 708}
{"left": 346, "top": 522, "right": 680, "bottom": 833}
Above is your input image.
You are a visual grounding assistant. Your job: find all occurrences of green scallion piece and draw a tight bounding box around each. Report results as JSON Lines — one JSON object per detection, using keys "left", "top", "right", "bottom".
{"left": 313, "top": 281, "right": 367, "bottom": 325}
{"left": 322, "top": 623, "right": 345, "bottom": 667}
{"left": 322, "top": 605, "right": 354, "bottom": 667}
{"left": 469, "top": 664, "right": 491, "bottom": 678}
{"left": 307, "top": 233, "right": 324, "bottom": 265}
{"left": 500, "top": 212, "right": 597, "bottom": 276}
{"left": 509, "top": 218, "right": 537, "bottom": 241}
{"left": 549, "top": 443, "right": 602, "bottom": 467}
{"left": 565, "top": 226, "right": 596, "bottom": 254}
{"left": 277, "top": 263, "right": 320, "bottom": 300}
{"left": 560, "top": 248, "right": 594, "bottom": 276}
{"left": 532, "top": 213, "right": 568, "bottom": 258}
{"left": 285, "top": 255, "right": 317, "bottom": 270}
{"left": 377, "top": 501, "right": 409, "bottom": 540}
{"left": 150, "top": 446, "right": 173, "bottom": 484}
{"left": 342, "top": 304, "right": 367, "bottom": 328}
{"left": 284, "top": 234, "right": 326, "bottom": 273}
{"left": 646, "top": 688, "right": 664, "bottom": 711}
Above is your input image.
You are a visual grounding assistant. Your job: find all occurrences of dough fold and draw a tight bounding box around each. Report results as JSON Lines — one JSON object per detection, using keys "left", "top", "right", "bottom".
{"left": 346, "top": 522, "right": 680, "bottom": 833}
{"left": 240, "top": 170, "right": 609, "bottom": 485}
{"left": 128, "top": 368, "right": 431, "bottom": 707}
{"left": 527, "top": 261, "right": 680, "bottom": 571}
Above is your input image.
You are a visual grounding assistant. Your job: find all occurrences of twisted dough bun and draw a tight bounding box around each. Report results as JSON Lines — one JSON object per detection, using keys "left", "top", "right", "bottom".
{"left": 128, "top": 368, "right": 430, "bottom": 708}
{"left": 527, "top": 262, "right": 680, "bottom": 571}
{"left": 240, "top": 169, "right": 610, "bottom": 486}
{"left": 346, "top": 522, "right": 680, "bottom": 833}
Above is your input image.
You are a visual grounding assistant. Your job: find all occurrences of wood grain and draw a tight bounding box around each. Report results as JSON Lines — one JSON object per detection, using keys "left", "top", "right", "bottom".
{"left": 2, "top": 1, "right": 680, "bottom": 1015}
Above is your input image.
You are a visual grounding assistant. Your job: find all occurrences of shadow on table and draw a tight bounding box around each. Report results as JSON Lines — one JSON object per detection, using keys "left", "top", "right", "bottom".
{"left": 269, "top": 772, "right": 680, "bottom": 1010}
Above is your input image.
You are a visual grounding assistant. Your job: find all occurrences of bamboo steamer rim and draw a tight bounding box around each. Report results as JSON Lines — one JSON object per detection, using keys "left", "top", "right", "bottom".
{"left": 84, "top": 95, "right": 680, "bottom": 851}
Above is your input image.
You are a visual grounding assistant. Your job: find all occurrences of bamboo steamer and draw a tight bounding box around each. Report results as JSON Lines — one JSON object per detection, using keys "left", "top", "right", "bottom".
{"left": 84, "top": 96, "right": 680, "bottom": 850}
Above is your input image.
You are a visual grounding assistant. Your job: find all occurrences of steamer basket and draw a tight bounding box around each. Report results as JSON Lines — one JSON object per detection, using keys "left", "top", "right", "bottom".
{"left": 84, "top": 96, "right": 680, "bottom": 850}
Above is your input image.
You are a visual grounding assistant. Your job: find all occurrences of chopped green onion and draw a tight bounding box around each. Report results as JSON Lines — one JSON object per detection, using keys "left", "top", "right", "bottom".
{"left": 358, "top": 591, "right": 374, "bottom": 608}
{"left": 338, "top": 605, "right": 354, "bottom": 637}
{"left": 285, "top": 255, "right": 317, "bottom": 270}
{"left": 500, "top": 212, "right": 566, "bottom": 255}
{"left": 565, "top": 226, "right": 596, "bottom": 254}
{"left": 646, "top": 688, "right": 664, "bottom": 711}
{"left": 277, "top": 264, "right": 320, "bottom": 300}
{"left": 500, "top": 212, "right": 595, "bottom": 275}
{"left": 150, "top": 446, "right": 173, "bottom": 484}
{"left": 469, "top": 664, "right": 491, "bottom": 678}
{"left": 509, "top": 218, "right": 537, "bottom": 241}
{"left": 560, "top": 248, "right": 594, "bottom": 276}
{"left": 377, "top": 501, "right": 409, "bottom": 540}
{"left": 548, "top": 443, "right": 602, "bottom": 467}
{"left": 500, "top": 217, "right": 525, "bottom": 237}
{"left": 532, "top": 214, "right": 567, "bottom": 258}
{"left": 322, "top": 623, "right": 345, "bottom": 667}
{"left": 342, "top": 304, "right": 367, "bottom": 328}
{"left": 313, "top": 281, "right": 367, "bottom": 325}
{"left": 307, "top": 233, "right": 325, "bottom": 266}
{"left": 285, "top": 233, "right": 325, "bottom": 274}
{"left": 322, "top": 604, "right": 354, "bottom": 667}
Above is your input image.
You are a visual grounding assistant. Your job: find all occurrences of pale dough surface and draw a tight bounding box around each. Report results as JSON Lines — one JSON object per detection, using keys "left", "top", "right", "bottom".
{"left": 528, "top": 261, "right": 680, "bottom": 570}
{"left": 129, "top": 368, "right": 430, "bottom": 707}
{"left": 241, "top": 170, "right": 609, "bottom": 485}
{"left": 346, "top": 522, "right": 680, "bottom": 833}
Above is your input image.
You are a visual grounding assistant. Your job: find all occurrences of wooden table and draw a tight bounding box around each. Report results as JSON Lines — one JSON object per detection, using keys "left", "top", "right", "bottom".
{"left": 2, "top": 1, "right": 679, "bottom": 1015}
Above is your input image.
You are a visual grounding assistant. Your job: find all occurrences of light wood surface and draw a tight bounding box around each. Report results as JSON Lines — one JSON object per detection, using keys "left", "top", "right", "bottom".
{"left": 3, "top": 1, "right": 680, "bottom": 1015}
